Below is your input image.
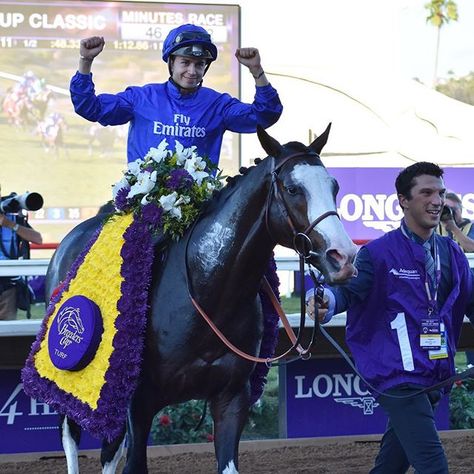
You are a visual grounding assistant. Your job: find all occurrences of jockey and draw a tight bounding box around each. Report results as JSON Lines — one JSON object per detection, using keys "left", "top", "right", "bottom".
{"left": 70, "top": 24, "right": 283, "bottom": 165}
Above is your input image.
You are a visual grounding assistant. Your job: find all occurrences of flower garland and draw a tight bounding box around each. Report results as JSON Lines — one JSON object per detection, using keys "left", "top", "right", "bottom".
{"left": 112, "top": 139, "right": 224, "bottom": 240}
{"left": 250, "top": 257, "right": 281, "bottom": 405}
{"left": 22, "top": 213, "right": 156, "bottom": 441}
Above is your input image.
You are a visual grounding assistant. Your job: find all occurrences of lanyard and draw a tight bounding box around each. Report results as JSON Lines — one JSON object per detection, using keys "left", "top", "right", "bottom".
{"left": 425, "top": 242, "right": 441, "bottom": 315}
{"left": 400, "top": 222, "right": 441, "bottom": 314}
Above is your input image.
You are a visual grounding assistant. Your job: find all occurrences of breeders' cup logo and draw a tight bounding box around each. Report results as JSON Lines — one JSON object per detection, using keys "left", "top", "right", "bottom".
{"left": 56, "top": 306, "right": 84, "bottom": 349}
{"left": 294, "top": 373, "right": 379, "bottom": 415}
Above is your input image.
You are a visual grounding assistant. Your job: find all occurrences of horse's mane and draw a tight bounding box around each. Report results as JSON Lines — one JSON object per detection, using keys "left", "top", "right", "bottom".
{"left": 201, "top": 141, "right": 323, "bottom": 216}
{"left": 201, "top": 155, "right": 268, "bottom": 215}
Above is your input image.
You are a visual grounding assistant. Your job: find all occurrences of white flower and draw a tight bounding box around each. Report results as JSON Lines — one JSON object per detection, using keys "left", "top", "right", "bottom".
{"left": 127, "top": 170, "right": 157, "bottom": 198}
{"left": 175, "top": 195, "right": 191, "bottom": 206}
{"left": 127, "top": 158, "right": 144, "bottom": 177}
{"left": 112, "top": 176, "right": 130, "bottom": 199}
{"left": 159, "top": 192, "right": 182, "bottom": 219}
{"left": 145, "top": 139, "right": 169, "bottom": 163}
{"left": 112, "top": 139, "right": 223, "bottom": 238}
{"left": 206, "top": 181, "right": 216, "bottom": 194}
{"left": 184, "top": 156, "right": 209, "bottom": 185}
{"left": 175, "top": 140, "right": 197, "bottom": 165}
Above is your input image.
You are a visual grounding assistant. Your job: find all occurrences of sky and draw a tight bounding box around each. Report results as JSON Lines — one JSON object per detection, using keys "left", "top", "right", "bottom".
{"left": 200, "top": 0, "right": 474, "bottom": 86}
{"left": 399, "top": 0, "right": 474, "bottom": 83}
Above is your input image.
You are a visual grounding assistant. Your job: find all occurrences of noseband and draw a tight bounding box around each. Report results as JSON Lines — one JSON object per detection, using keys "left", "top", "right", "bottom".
{"left": 264, "top": 152, "right": 339, "bottom": 259}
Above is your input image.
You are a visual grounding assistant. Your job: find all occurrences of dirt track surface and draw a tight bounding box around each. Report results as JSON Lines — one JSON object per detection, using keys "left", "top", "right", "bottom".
{"left": 1, "top": 433, "right": 473, "bottom": 473}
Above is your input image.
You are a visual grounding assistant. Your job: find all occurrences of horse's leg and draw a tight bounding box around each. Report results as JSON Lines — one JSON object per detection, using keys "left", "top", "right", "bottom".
{"left": 210, "top": 388, "right": 251, "bottom": 474}
{"left": 101, "top": 428, "right": 127, "bottom": 474}
{"left": 60, "top": 415, "right": 81, "bottom": 474}
{"left": 122, "top": 381, "right": 156, "bottom": 474}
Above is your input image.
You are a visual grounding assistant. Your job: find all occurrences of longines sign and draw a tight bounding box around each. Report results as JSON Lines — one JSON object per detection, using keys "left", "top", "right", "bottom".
{"left": 280, "top": 358, "right": 449, "bottom": 438}
{"left": 329, "top": 168, "right": 474, "bottom": 240}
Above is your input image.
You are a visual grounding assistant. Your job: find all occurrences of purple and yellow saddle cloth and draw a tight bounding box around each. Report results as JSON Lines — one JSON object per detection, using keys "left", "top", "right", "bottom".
{"left": 21, "top": 213, "right": 280, "bottom": 441}
{"left": 22, "top": 213, "right": 155, "bottom": 441}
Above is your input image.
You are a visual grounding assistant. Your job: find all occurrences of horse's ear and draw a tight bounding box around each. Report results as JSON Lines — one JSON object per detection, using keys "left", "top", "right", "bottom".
{"left": 309, "top": 123, "right": 332, "bottom": 155}
{"left": 257, "top": 125, "right": 283, "bottom": 157}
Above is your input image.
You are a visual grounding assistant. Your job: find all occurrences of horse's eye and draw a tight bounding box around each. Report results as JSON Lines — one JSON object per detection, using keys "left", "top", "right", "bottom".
{"left": 285, "top": 185, "right": 298, "bottom": 196}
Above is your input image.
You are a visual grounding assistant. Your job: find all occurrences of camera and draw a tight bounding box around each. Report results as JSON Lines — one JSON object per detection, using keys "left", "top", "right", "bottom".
{"left": 440, "top": 205, "right": 454, "bottom": 221}
{"left": 0, "top": 192, "right": 44, "bottom": 214}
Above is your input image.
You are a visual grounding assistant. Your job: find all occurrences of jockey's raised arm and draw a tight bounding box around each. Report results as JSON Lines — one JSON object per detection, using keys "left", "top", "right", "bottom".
{"left": 71, "top": 24, "right": 283, "bottom": 166}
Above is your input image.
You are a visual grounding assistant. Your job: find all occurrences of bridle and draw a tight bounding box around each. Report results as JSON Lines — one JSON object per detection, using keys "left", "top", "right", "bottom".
{"left": 264, "top": 152, "right": 339, "bottom": 260}
{"left": 186, "top": 151, "right": 339, "bottom": 364}
{"left": 263, "top": 152, "right": 339, "bottom": 358}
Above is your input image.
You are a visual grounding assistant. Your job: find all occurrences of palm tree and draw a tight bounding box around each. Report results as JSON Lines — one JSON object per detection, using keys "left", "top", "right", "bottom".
{"left": 424, "top": 0, "right": 459, "bottom": 87}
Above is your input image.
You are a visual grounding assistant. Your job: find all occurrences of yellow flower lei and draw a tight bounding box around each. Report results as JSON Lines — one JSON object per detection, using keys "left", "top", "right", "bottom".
{"left": 34, "top": 213, "right": 132, "bottom": 409}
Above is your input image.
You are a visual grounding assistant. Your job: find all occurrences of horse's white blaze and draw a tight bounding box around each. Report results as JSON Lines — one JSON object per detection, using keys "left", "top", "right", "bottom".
{"left": 291, "top": 164, "right": 353, "bottom": 252}
{"left": 197, "top": 222, "right": 234, "bottom": 275}
{"left": 223, "top": 460, "right": 239, "bottom": 474}
{"left": 102, "top": 435, "right": 127, "bottom": 474}
{"left": 62, "top": 416, "right": 79, "bottom": 474}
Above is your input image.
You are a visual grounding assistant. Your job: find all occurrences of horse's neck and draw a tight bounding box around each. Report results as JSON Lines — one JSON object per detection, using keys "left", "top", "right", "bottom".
{"left": 191, "top": 161, "right": 275, "bottom": 299}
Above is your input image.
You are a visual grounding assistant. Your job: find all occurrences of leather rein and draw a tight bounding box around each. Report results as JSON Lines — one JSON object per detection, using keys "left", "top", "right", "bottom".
{"left": 187, "top": 152, "right": 336, "bottom": 365}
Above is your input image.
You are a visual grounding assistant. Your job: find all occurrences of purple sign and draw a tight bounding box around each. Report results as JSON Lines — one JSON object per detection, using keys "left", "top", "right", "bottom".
{"left": 329, "top": 167, "right": 474, "bottom": 241}
{"left": 0, "top": 369, "right": 101, "bottom": 454}
{"left": 281, "top": 358, "right": 449, "bottom": 438}
{"left": 48, "top": 295, "right": 103, "bottom": 371}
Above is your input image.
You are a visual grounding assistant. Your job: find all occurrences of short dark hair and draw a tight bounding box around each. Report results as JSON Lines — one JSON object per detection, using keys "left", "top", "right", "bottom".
{"left": 395, "top": 162, "right": 444, "bottom": 199}
{"left": 445, "top": 192, "right": 462, "bottom": 208}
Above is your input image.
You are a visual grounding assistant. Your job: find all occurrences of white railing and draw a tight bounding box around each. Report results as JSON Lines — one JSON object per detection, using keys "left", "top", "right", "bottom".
{"left": 1, "top": 255, "right": 474, "bottom": 337}
{"left": 1, "top": 254, "right": 474, "bottom": 277}
{"left": 0, "top": 259, "right": 50, "bottom": 277}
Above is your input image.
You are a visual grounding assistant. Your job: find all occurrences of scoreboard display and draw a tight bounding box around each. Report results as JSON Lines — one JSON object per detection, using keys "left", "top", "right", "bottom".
{"left": 0, "top": 3, "right": 231, "bottom": 50}
{"left": 0, "top": 1, "right": 240, "bottom": 244}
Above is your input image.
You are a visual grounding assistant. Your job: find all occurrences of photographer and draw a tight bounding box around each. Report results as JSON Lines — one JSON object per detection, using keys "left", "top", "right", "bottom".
{"left": 437, "top": 192, "right": 474, "bottom": 252}
{"left": 0, "top": 188, "right": 43, "bottom": 320}
{"left": 437, "top": 192, "right": 474, "bottom": 366}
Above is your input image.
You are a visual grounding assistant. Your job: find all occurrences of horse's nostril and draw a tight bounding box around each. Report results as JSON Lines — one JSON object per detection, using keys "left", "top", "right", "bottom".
{"left": 326, "top": 249, "right": 347, "bottom": 269}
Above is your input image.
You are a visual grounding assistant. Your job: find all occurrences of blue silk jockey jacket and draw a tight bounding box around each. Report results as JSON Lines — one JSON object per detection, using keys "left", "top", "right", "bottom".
{"left": 70, "top": 72, "right": 283, "bottom": 164}
{"left": 347, "top": 228, "right": 474, "bottom": 394}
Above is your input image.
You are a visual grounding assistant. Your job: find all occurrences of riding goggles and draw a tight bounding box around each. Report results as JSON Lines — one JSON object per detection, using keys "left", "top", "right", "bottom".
{"left": 173, "top": 31, "right": 212, "bottom": 46}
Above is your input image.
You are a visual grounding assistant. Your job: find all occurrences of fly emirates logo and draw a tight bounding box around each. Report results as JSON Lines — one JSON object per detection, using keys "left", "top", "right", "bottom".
{"left": 153, "top": 113, "right": 206, "bottom": 138}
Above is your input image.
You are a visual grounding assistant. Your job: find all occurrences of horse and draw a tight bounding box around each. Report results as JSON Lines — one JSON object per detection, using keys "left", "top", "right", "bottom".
{"left": 45, "top": 124, "right": 358, "bottom": 473}
{"left": 2, "top": 86, "right": 51, "bottom": 130}
{"left": 36, "top": 112, "right": 68, "bottom": 157}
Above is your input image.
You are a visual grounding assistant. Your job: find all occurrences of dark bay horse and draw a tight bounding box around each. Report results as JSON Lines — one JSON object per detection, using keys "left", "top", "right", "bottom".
{"left": 45, "top": 125, "right": 357, "bottom": 473}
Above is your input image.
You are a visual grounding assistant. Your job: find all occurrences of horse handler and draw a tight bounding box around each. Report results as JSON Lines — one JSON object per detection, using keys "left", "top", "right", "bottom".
{"left": 307, "top": 162, "right": 474, "bottom": 474}
{"left": 70, "top": 24, "right": 282, "bottom": 165}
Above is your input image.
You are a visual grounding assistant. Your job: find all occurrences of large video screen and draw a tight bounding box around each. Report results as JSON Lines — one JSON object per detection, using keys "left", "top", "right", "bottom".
{"left": 0, "top": 0, "right": 240, "bottom": 244}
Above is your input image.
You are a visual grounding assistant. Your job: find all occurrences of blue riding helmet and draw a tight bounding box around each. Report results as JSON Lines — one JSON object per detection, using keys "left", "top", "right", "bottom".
{"left": 162, "top": 24, "right": 218, "bottom": 63}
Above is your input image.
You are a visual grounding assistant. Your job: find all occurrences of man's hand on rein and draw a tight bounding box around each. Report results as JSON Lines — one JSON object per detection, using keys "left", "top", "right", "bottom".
{"left": 306, "top": 294, "right": 329, "bottom": 322}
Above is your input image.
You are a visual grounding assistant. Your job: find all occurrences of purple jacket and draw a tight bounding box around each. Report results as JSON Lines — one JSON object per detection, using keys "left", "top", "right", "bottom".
{"left": 347, "top": 228, "right": 472, "bottom": 393}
